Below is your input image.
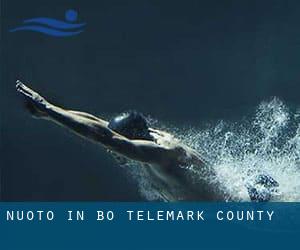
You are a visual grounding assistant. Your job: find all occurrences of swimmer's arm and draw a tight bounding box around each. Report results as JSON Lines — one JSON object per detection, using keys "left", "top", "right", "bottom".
{"left": 16, "top": 81, "right": 111, "bottom": 141}
{"left": 16, "top": 80, "right": 107, "bottom": 123}
{"left": 67, "top": 110, "right": 107, "bottom": 123}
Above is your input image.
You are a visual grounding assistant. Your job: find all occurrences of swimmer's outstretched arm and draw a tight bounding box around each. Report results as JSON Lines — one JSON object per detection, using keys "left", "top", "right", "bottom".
{"left": 16, "top": 81, "right": 176, "bottom": 165}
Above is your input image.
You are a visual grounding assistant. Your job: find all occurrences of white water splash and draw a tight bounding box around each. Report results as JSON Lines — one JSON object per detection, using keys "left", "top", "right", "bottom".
{"left": 124, "top": 98, "right": 300, "bottom": 201}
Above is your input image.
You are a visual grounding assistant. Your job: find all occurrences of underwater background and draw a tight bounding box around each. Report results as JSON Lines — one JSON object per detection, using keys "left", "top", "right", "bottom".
{"left": 2, "top": 0, "right": 300, "bottom": 201}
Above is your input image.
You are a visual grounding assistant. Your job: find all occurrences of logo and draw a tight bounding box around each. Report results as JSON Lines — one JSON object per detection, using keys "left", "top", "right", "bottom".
{"left": 9, "top": 9, "right": 86, "bottom": 37}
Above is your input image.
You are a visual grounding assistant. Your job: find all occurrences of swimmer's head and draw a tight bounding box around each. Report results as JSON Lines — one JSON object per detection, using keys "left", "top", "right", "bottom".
{"left": 108, "top": 111, "right": 153, "bottom": 141}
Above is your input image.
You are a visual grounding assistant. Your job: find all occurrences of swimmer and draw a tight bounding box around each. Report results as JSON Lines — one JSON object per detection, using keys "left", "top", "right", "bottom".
{"left": 16, "top": 80, "right": 278, "bottom": 201}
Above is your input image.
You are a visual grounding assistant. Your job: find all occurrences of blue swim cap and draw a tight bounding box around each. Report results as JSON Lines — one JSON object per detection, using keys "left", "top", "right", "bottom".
{"left": 108, "top": 111, "right": 153, "bottom": 141}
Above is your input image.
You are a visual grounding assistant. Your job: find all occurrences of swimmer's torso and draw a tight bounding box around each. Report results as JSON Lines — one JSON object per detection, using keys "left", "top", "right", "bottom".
{"left": 144, "top": 129, "right": 225, "bottom": 201}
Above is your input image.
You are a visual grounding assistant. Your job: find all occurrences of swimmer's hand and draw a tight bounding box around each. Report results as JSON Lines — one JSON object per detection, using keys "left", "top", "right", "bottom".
{"left": 16, "top": 80, "right": 49, "bottom": 118}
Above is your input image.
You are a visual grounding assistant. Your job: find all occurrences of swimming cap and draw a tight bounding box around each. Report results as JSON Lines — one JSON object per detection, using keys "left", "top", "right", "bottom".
{"left": 108, "top": 111, "right": 153, "bottom": 140}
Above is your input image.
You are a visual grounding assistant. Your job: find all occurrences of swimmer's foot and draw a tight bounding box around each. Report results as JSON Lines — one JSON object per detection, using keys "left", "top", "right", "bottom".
{"left": 16, "top": 80, "right": 49, "bottom": 118}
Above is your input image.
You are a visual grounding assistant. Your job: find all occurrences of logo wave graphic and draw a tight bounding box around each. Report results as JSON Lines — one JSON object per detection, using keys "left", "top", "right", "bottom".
{"left": 9, "top": 9, "right": 85, "bottom": 37}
